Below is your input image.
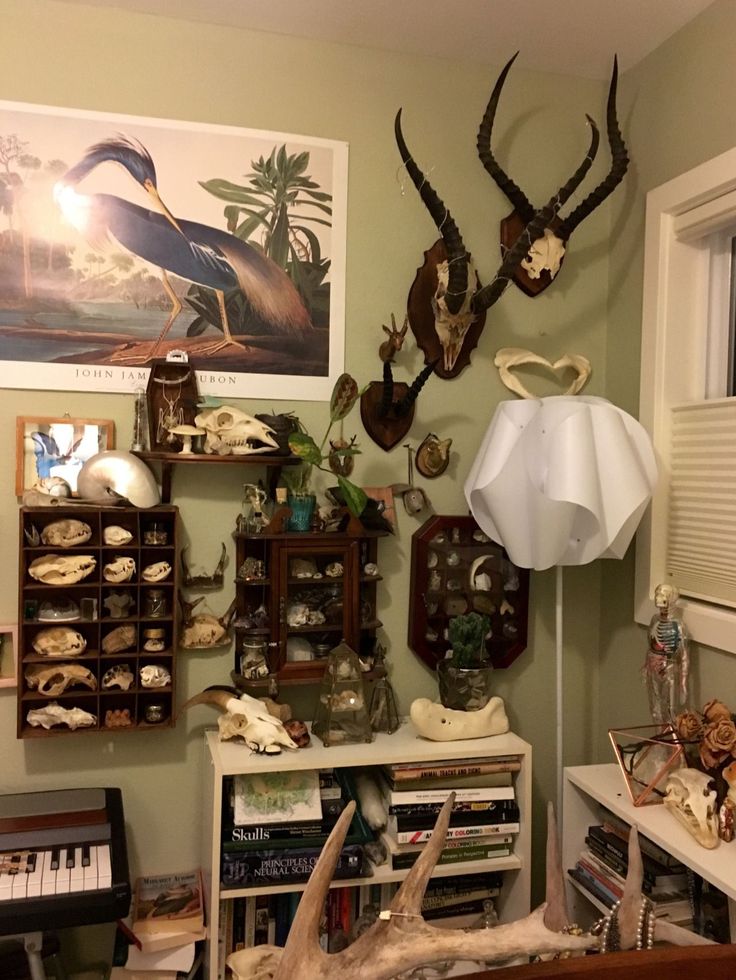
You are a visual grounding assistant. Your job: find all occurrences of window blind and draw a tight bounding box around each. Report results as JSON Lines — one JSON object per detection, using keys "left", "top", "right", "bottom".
{"left": 667, "top": 398, "right": 736, "bottom": 607}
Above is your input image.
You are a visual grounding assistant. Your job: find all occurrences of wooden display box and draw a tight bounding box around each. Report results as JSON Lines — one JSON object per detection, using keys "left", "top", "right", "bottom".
{"left": 17, "top": 505, "right": 178, "bottom": 738}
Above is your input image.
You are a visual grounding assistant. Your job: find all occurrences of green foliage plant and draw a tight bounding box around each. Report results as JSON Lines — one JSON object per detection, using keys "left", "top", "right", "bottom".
{"left": 447, "top": 612, "right": 491, "bottom": 668}
{"left": 283, "top": 373, "right": 367, "bottom": 518}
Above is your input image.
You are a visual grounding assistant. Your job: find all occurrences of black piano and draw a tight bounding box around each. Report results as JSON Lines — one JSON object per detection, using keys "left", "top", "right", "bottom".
{"left": 0, "top": 787, "right": 130, "bottom": 935}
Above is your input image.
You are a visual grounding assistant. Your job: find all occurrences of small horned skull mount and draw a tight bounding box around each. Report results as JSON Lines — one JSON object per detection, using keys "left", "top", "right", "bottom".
{"left": 361, "top": 313, "right": 438, "bottom": 451}
{"left": 397, "top": 92, "right": 601, "bottom": 379}
{"left": 482, "top": 53, "right": 629, "bottom": 296}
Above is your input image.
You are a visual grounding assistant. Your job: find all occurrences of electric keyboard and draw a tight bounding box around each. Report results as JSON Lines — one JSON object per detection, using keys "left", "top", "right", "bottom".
{"left": 0, "top": 787, "right": 131, "bottom": 934}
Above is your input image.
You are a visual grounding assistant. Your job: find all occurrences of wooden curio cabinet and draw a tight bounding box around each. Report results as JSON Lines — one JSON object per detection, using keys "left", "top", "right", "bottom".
{"left": 17, "top": 505, "right": 178, "bottom": 737}
{"left": 233, "top": 529, "right": 386, "bottom": 684}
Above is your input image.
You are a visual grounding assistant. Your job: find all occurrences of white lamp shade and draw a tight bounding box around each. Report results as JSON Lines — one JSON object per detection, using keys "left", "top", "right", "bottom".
{"left": 464, "top": 396, "right": 658, "bottom": 570}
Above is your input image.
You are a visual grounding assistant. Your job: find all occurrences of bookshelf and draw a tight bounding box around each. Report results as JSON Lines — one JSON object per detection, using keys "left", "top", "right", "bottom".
{"left": 202, "top": 721, "right": 532, "bottom": 978}
{"left": 562, "top": 763, "right": 736, "bottom": 934}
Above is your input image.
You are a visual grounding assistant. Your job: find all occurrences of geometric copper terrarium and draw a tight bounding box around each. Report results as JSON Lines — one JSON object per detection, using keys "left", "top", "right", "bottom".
{"left": 608, "top": 724, "right": 686, "bottom": 807}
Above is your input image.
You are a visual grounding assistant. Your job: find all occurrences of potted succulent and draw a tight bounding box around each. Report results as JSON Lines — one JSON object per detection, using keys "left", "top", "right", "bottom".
{"left": 437, "top": 612, "right": 493, "bottom": 711}
{"left": 283, "top": 373, "right": 366, "bottom": 529}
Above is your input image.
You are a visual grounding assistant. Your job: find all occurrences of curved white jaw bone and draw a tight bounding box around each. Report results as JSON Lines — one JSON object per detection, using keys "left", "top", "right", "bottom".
{"left": 664, "top": 767, "right": 720, "bottom": 849}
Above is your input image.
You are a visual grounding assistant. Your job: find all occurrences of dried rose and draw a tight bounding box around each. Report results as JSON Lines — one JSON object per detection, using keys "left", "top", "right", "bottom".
{"left": 703, "top": 699, "right": 732, "bottom": 722}
{"left": 675, "top": 710, "right": 704, "bottom": 743}
{"left": 700, "top": 717, "right": 736, "bottom": 770}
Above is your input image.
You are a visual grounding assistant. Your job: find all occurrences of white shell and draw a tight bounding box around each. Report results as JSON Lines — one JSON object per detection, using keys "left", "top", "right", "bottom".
{"left": 103, "top": 525, "right": 133, "bottom": 545}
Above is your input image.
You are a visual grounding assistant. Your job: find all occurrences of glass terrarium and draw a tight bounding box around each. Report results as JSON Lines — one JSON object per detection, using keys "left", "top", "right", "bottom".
{"left": 312, "top": 642, "right": 374, "bottom": 747}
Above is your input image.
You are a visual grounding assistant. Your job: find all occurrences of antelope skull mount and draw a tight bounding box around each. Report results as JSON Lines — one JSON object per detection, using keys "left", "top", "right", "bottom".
{"left": 481, "top": 53, "right": 629, "bottom": 296}
{"left": 398, "top": 92, "right": 601, "bottom": 379}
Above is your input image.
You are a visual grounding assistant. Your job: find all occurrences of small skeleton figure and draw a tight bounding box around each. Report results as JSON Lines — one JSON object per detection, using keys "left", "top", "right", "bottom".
{"left": 643, "top": 583, "right": 689, "bottom": 724}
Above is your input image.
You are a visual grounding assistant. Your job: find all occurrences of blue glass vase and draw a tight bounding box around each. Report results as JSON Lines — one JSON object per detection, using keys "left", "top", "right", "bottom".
{"left": 286, "top": 493, "right": 316, "bottom": 532}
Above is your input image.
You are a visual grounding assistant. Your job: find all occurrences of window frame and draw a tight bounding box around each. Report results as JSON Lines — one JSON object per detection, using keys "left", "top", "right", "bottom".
{"left": 636, "top": 145, "right": 736, "bottom": 653}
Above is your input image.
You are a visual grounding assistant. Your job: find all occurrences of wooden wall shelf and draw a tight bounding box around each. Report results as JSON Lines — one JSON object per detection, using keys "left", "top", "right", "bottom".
{"left": 133, "top": 451, "right": 300, "bottom": 503}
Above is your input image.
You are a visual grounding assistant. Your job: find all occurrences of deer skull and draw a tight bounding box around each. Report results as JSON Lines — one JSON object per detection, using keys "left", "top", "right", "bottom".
{"left": 664, "top": 768, "right": 719, "bottom": 849}
{"left": 194, "top": 407, "right": 279, "bottom": 456}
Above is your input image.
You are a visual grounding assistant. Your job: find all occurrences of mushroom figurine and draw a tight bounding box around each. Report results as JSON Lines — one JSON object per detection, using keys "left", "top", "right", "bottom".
{"left": 168, "top": 424, "right": 205, "bottom": 454}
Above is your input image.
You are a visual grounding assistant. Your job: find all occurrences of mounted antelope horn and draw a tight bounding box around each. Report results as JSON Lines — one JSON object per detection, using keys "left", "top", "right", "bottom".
{"left": 479, "top": 53, "right": 626, "bottom": 295}
{"left": 394, "top": 359, "right": 438, "bottom": 417}
{"left": 361, "top": 357, "right": 437, "bottom": 450}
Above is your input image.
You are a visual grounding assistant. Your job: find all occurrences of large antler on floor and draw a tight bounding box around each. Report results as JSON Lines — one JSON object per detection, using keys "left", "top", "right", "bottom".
{"left": 228, "top": 797, "right": 595, "bottom": 980}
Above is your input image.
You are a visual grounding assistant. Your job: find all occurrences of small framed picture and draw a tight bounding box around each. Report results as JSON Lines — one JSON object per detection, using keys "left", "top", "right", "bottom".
{"left": 15, "top": 416, "right": 114, "bottom": 497}
{"left": 0, "top": 625, "right": 18, "bottom": 689}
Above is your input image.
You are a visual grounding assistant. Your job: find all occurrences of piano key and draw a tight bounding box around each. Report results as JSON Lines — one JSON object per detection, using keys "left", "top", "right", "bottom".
{"left": 50, "top": 846, "right": 60, "bottom": 871}
{"left": 66, "top": 849, "right": 75, "bottom": 869}
{"left": 70, "top": 847, "right": 84, "bottom": 890}
{"left": 11, "top": 864, "right": 28, "bottom": 900}
{"left": 28, "top": 851, "right": 37, "bottom": 872}
{"left": 83, "top": 845, "right": 98, "bottom": 890}
{"left": 97, "top": 844, "right": 112, "bottom": 890}
{"left": 0, "top": 871, "right": 12, "bottom": 901}
{"left": 81, "top": 843, "right": 91, "bottom": 867}
{"left": 55, "top": 851, "right": 71, "bottom": 895}
{"left": 41, "top": 849, "right": 56, "bottom": 896}
{"left": 26, "top": 851, "right": 43, "bottom": 898}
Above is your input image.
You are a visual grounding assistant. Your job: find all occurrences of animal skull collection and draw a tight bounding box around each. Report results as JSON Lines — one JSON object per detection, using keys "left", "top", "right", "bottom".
{"left": 180, "top": 688, "right": 298, "bottom": 754}
{"left": 32, "top": 627, "right": 87, "bottom": 658}
{"left": 40, "top": 519, "right": 92, "bottom": 548}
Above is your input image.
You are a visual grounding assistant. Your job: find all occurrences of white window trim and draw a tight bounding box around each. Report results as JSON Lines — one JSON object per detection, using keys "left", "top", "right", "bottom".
{"left": 636, "top": 145, "right": 736, "bottom": 652}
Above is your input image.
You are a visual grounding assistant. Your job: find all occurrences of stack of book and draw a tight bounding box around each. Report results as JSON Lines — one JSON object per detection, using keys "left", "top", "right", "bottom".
{"left": 569, "top": 814, "right": 692, "bottom": 927}
{"left": 220, "top": 768, "right": 372, "bottom": 888}
{"left": 112, "top": 868, "right": 206, "bottom": 979}
{"left": 377, "top": 755, "right": 521, "bottom": 870}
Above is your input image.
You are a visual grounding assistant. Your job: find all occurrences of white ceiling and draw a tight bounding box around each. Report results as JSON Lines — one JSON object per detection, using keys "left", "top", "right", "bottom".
{"left": 52, "top": 0, "right": 716, "bottom": 79}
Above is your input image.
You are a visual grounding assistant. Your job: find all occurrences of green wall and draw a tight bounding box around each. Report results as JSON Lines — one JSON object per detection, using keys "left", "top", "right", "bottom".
{"left": 600, "top": 0, "right": 736, "bottom": 757}
{"left": 0, "top": 0, "right": 637, "bottom": 967}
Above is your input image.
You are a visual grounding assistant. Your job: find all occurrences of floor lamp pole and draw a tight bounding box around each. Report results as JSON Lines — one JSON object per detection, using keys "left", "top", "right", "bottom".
{"left": 556, "top": 564, "right": 564, "bottom": 818}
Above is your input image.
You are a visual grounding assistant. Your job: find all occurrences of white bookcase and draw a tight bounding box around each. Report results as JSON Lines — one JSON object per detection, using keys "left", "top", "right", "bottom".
{"left": 562, "top": 763, "right": 736, "bottom": 934}
{"left": 202, "top": 721, "right": 532, "bottom": 979}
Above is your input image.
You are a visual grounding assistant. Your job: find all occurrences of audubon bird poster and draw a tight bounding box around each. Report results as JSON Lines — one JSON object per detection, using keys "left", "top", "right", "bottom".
{"left": 0, "top": 101, "right": 347, "bottom": 399}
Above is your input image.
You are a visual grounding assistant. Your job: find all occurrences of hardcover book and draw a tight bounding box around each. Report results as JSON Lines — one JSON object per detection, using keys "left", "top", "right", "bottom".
{"left": 388, "top": 802, "right": 519, "bottom": 831}
{"left": 232, "top": 770, "right": 322, "bottom": 825}
{"left": 130, "top": 869, "right": 204, "bottom": 936}
{"left": 380, "top": 778, "right": 515, "bottom": 806}
{"left": 221, "top": 843, "right": 368, "bottom": 887}
{"left": 391, "top": 822, "right": 519, "bottom": 845}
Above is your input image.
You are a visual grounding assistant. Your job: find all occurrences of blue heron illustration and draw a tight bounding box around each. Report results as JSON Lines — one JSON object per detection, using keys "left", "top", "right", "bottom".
{"left": 54, "top": 136, "right": 312, "bottom": 362}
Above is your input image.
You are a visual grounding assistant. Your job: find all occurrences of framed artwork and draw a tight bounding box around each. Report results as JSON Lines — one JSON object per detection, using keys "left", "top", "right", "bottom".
{"left": 15, "top": 416, "right": 114, "bottom": 496}
{"left": 0, "top": 101, "right": 348, "bottom": 401}
{"left": 0, "top": 625, "right": 17, "bottom": 689}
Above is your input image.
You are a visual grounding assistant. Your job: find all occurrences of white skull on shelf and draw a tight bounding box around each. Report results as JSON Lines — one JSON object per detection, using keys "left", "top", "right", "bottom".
{"left": 194, "top": 406, "right": 279, "bottom": 456}
{"left": 664, "top": 767, "right": 719, "bottom": 849}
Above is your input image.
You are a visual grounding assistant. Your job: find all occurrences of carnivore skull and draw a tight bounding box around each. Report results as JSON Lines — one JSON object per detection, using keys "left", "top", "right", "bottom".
{"left": 103, "top": 525, "right": 133, "bottom": 545}
{"left": 194, "top": 406, "right": 279, "bottom": 456}
{"left": 32, "top": 627, "right": 87, "bottom": 658}
{"left": 103, "top": 556, "right": 136, "bottom": 583}
{"left": 24, "top": 663, "right": 97, "bottom": 696}
{"left": 28, "top": 554, "right": 96, "bottom": 585}
{"left": 664, "top": 767, "right": 719, "bottom": 849}
{"left": 142, "top": 561, "right": 171, "bottom": 582}
{"left": 26, "top": 703, "right": 96, "bottom": 730}
{"left": 40, "top": 519, "right": 92, "bottom": 548}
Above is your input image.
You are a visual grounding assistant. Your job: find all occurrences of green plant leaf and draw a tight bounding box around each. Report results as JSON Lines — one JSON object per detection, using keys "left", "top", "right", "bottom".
{"left": 288, "top": 431, "right": 322, "bottom": 466}
{"left": 338, "top": 476, "right": 367, "bottom": 517}
{"left": 330, "top": 374, "right": 359, "bottom": 422}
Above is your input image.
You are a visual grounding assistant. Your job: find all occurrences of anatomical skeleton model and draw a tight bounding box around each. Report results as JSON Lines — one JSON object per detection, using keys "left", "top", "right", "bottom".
{"left": 644, "top": 584, "right": 689, "bottom": 724}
